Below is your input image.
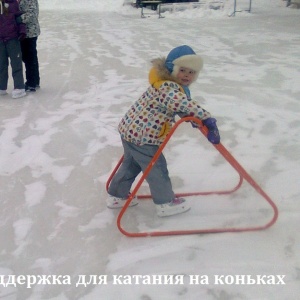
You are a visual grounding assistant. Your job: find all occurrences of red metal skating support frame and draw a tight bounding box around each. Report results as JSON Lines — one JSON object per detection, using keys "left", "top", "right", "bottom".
{"left": 106, "top": 117, "right": 279, "bottom": 237}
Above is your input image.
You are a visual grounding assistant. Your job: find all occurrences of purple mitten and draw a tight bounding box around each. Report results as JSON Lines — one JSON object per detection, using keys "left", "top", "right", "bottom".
{"left": 202, "top": 118, "right": 220, "bottom": 144}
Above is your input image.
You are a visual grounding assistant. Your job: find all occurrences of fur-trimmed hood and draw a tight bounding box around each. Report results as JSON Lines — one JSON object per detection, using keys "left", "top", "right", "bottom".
{"left": 165, "top": 45, "right": 203, "bottom": 77}
{"left": 149, "top": 45, "right": 203, "bottom": 89}
{"left": 149, "top": 57, "right": 182, "bottom": 89}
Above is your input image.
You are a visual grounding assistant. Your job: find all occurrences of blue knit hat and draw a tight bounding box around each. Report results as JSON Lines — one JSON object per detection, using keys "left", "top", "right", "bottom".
{"left": 165, "top": 45, "right": 203, "bottom": 80}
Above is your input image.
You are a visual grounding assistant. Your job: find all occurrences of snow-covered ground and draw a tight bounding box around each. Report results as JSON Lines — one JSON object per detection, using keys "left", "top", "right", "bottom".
{"left": 0, "top": 0, "right": 299, "bottom": 299}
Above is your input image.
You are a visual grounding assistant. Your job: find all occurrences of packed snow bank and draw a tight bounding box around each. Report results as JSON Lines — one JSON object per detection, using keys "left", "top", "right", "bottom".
{"left": 39, "top": 0, "right": 125, "bottom": 11}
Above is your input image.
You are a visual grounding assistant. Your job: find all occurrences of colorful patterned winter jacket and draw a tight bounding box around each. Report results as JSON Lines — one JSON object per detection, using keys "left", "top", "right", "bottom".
{"left": 0, "top": 0, "right": 26, "bottom": 42}
{"left": 19, "top": 0, "right": 40, "bottom": 38}
{"left": 118, "top": 58, "right": 211, "bottom": 146}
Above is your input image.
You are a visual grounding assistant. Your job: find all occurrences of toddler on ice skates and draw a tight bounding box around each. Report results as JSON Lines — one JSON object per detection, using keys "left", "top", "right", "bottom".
{"left": 107, "top": 45, "right": 220, "bottom": 217}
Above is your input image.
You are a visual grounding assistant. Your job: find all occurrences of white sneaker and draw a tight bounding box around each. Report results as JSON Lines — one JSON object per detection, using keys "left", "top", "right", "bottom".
{"left": 12, "top": 89, "right": 26, "bottom": 99}
{"left": 0, "top": 90, "right": 7, "bottom": 95}
{"left": 107, "top": 195, "right": 138, "bottom": 209}
{"left": 156, "top": 197, "right": 190, "bottom": 217}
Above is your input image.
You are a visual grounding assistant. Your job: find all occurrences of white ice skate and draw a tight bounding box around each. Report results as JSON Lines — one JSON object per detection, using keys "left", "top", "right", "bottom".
{"left": 156, "top": 197, "right": 190, "bottom": 217}
{"left": 107, "top": 195, "right": 138, "bottom": 209}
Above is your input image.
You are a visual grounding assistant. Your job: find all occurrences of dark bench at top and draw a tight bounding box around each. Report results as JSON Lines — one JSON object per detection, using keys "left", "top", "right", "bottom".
{"left": 139, "top": 1, "right": 163, "bottom": 18}
{"left": 139, "top": 0, "right": 162, "bottom": 9}
{"left": 138, "top": 0, "right": 211, "bottom": 18}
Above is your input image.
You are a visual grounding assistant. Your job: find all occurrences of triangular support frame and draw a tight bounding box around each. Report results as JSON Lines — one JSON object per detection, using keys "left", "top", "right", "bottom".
{"left": 106, "top": 117, "right": 278, "bottom": 237}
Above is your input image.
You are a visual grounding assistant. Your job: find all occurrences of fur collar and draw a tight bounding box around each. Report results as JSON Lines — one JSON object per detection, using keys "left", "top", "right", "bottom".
{"left": 149, "top": 57, "right": 182, "bottom": 86}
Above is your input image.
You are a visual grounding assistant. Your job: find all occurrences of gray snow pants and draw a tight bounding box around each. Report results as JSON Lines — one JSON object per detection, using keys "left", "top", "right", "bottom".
{"left": 0, "top": 38, "right": 25, "bottom": 90}
{"left": 108, "top": 138, "right": 175, "bottom": 205}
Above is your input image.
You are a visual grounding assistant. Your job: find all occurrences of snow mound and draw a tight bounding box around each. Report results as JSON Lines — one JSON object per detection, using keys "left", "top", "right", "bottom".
{"left": 39, "top": 0, "right": 125, "bottom": 12}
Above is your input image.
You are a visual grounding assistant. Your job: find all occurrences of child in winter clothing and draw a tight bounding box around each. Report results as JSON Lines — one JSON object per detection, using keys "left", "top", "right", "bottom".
{"left": 107, "top": 45, "right": 220, "bottom": 217}
{"left": 19, "top": 0, "right": 40, "bottom": 92}
{"left": 0, "top": 0, "right": 26, "bottom": 98}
